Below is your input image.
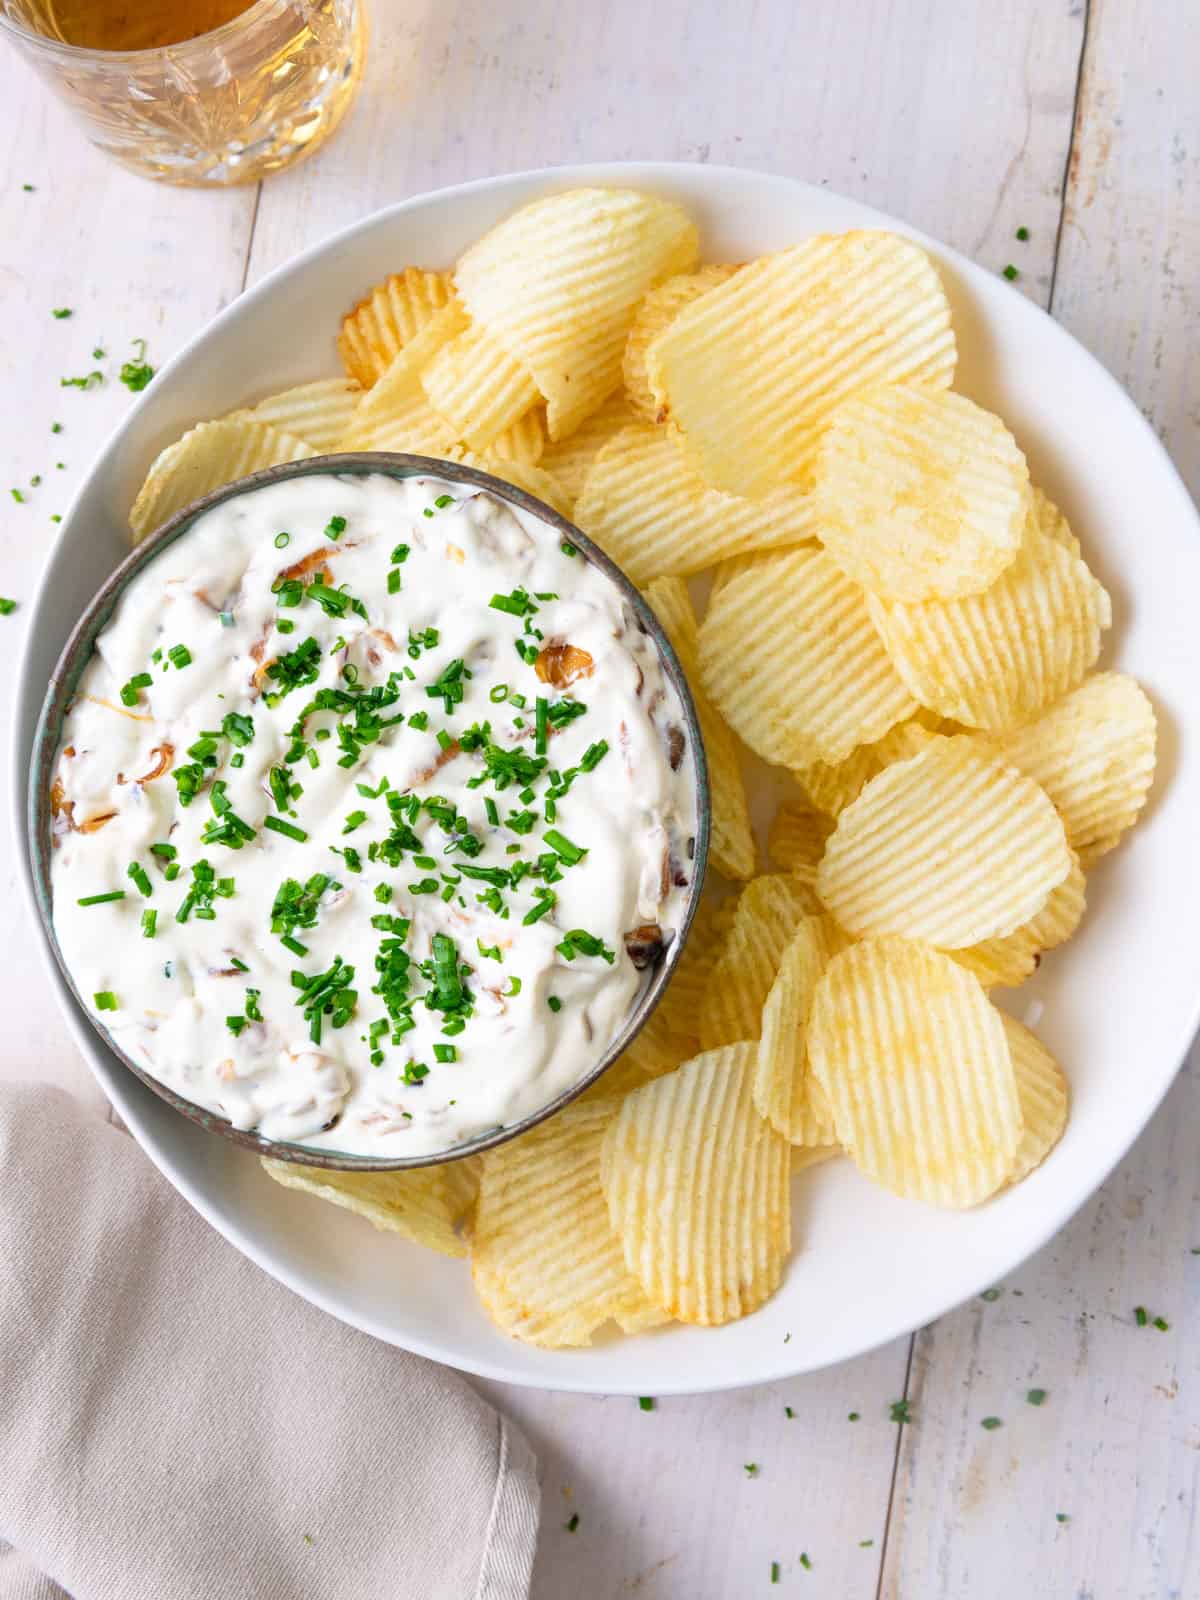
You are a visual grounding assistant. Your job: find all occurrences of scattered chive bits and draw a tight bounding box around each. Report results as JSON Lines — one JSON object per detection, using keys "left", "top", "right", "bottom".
{"left": 784, "top": 1406, "right": 795, "bottom": 1419}
{"left": 770, "top": 1561, "right": 780, "bottom": 1584}
{"left": 78, "top": 890, "right": 126, "bottom": 907}
{"left": 1056, "top": 1513, "right": 1070, "bottom": 1524}
{"left": 847, "top": 1411, "right": 860, "bottom": 1422}
{"left": 565, "top": 1514, "right": 579, "bottom": 1533}
{"left": 1134, "top": 1305, "right": 1149, "bottom": 1326}
{"left": 980, "top": 1416, "right": 1003, "bottom": 1431}
{"left": 981, "top": 1287, "right": 1002, "bottom": 1302}
{"left": 799, "top": 1553, "right": 812, "bottom": 1571}
{"left": 94, "top": 991, "right": 118, "bottom": 1011}
{"left": 888, "top": 1400, "right": 912, "bottom": 1424}
{"left": 1002, "top": 264, "right": 1019, "bottom": 282}
{"left": 743, "top": 1463, "right": 759, "bottom": 1478}
{"left": 1026, "top": 1388, "right": 1047, "bottom": 1406}
{"left": 0, "top": 597, "right": 17, "bottom": 616}
{"left": 119, "top": 338, "right": 155, "bottom": 392}
{"left": 51, "top": 307, "right": 72, "bottom": 319}
{"left": 638, "top": 1396, "right": 655, "bottom": 1412}
{"left": 1016, "top": 225, "right": 1030, "bottom": 241}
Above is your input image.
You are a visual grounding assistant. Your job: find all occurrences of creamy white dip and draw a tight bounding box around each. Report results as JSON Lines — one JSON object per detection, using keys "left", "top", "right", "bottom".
{"left": 49, "top": 472, "right": 698, "bottom": 1156}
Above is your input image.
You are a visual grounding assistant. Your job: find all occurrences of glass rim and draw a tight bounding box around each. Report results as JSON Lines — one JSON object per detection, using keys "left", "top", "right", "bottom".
{"left": 0, "top": 0, "right": 296, "bottom": 61}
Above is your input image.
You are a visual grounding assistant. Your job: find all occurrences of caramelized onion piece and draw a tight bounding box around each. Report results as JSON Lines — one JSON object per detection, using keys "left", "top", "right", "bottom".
{"left": 624, "top": 923, "right": 666, "bottom": 969}
{"left": 665, "top": 725, "right": 686, "bottom": 771}
{"left": 535, "top": 642, "right": 594, "bottom": 688}
{"left": 135, "top": 743, "right": 174, "bottom": 784}
{"left": 78, "top": 810, "right": 117, "bottom": 834}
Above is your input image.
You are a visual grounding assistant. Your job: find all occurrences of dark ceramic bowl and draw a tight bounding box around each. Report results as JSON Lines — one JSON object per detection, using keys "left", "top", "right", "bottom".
{"left": 28, "top": 453, "right": 711, "bottom": 1172}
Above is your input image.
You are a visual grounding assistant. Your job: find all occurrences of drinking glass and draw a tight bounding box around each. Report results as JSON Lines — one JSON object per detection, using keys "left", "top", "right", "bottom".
{"left": 0, "top": 0, "right": 367, "bottom": 186}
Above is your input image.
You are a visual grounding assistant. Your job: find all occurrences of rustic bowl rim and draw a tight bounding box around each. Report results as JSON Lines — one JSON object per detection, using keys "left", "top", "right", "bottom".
{"left": 28, "top": 451, "right": 711, "bottom": 1171}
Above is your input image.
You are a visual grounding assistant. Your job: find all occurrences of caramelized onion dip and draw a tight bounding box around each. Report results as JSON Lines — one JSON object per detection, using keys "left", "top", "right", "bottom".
{"left": 49, "top": 472, "right": 699, "bottom": 1156}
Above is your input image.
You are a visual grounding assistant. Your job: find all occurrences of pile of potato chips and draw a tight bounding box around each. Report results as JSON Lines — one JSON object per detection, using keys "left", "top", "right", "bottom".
{"left": 127, "top": 187, "right": 1159, "bottom": 1346}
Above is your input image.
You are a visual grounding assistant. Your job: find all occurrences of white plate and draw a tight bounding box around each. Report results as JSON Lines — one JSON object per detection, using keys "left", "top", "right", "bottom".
{"left": 14, "top": 163, "right": 1200, "bottom": 1395}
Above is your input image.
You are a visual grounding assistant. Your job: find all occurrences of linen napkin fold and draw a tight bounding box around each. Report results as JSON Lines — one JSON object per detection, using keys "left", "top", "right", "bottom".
{"left": 0, "top": 1083, "right": 539, "bottom": 1600}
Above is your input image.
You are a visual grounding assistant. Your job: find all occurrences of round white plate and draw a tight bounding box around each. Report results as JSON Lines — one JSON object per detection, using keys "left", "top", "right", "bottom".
{"left": 15, "top": 163, "right": 1200, "bottom": 1395}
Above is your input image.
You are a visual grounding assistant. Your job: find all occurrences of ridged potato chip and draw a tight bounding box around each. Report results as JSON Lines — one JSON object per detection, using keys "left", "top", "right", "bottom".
{"left": 337, "top": 266, "right": 455, "bottom": 388}
{"left": 574, "top": 422, "right": 817, "bottom": 586}
{"left": 814, "top": 387, "right": 1028, "bottom": 601}
{"left": 601, "top": 1043, "right": 792, "bottom": 1324}
{"left": 791, "top": 1144, "right": 842, "bottom": 1174}
{"left": 654, "top": 887, "right": 738, "bottom": 1045}
{"left": 233, "top": 378, "right": 363, "bottom": 453}
{"left": 753, "top": 915, "right": 841, "bottom": 1144}
{"left": 454, "top": 187, "right": 699, "bottom": 439}
{"left": 792, "top": 711, "right": 945, "bottom": 818}
{"left": 992, "top": 673, "right": 1157, "bottom": 863}
{"left": 129, "top": 419, "right": 317, "bottom": 543}
{"left": 867, "top": 522, "right": 1112, "bottom": 732}
{"left": 338, "top": 300, "right": 468, "bottom": 454}
{"left": 699, "top": 874, "right": 818, "bottom": 1049}
{"left": 646, "top": 231, "right": 956, "bottom": 498}
{"left": 951, "top": 850, "right": 1086, "bottom": 989}
{"left": 808, "top": 938, "right": 1021, "bottom": 1207}
{"left": 261, "top": 1155, "right": 477, "bottom": 1258}
{"left": 1001, "top": 1014, "right": 1069, "bottom": 1183}
{"left": 1031, "top": 485, "right": 1081, "bottom": 558}
{"left": 698, "top": 547, "right": 918, "bottom": 767}
{"left": 767, "top": 796, "right": 831, "bottom": 883}
{"left": 472, "top": 1097, "right": 667, "bottom": 1346}
{"left": 643, "top": 575, "right": 756, "bottom": 880}
{"left": 539, "top": 391, "right": 637, "bottom": 505}
{"left": 418, "top": 319, "right": 541, "bottom": 451}
{"left": 623, "top": 264, "right": 739, "bottom": 421}
{"left": 445, "top": 445, "right": 573, "bottom": 521}
{"left": 486, "top": 406, "right": 546, "bottom": 467}
{"left": 817, "top": 736, "right": 1071, "bottom": 947}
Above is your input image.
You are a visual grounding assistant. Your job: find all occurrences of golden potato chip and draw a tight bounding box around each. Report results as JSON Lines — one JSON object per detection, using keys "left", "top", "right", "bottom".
{"left": 992, "top": 673, "right": 1157, "bottom": 863}
{"left": 601, "top": 1043, "right": 791, "bottom": 1324}
{"left": 808, "top": 937, "right": 1021, "bottom": 1207}
{"left": 338, "top": 301, "right": 468, "bottom": 454}
{"left": 643, "top": 575, "right": 756, "bottom": 880}
{"left": 485, "top": 406, "right": 546, "bottom": 467}
{"left": 814, "top": 387, "right": 1028, "bottom": 601}
{"left": 699, "top": 874, "right": 818, "bottom": 1049}
{"left": 753, "top": 915, "right": 841, "bottom": 1145}
{"left": 792, "top": 711, "right": 945, "bottom": 818}
{"left": 653, "top": 887, "right": 738, "bottom": 1044}
{"left": 129, "top": 419, "right": 317, "bottom": 543}
{"left": 538, "top": 391, "right": 637, "bottom": 505}
{"left": 791, "top": 1143, "right": 842, "bottom": 1174}
{"left": 261, "top": 1154, "right": 477, "bottom": 1258}
{"left": 337, "top": 266, "right": 455, "bottom": 388}
{"left": 418, "top": 319, "right": 541, "bottom": 451}
{"left": 867, "top": 522, "right": 1112, "bottom": 731}
{"left": 817, "top": 736, "right": 1071, "bottom": 947}
{"left": 646, "top": 230, "right": 956, "bottom": 498}
{"left": 1001, "top": 1014, "right": 1069, "bottom": 1183}
{"left": 1031, "top": 485, "right": 1081, "bottom": 558}
{"left": 766, "top": 797, "right": 831, "bottom": 883}
{"left": 623, "top": 264, "right": 739, "bottom": 421}
{"left": 454, "top": 188, "right": 699, "bottom": 439}
{"left": 698, "top": 547, "right": 918, "bottom": 767}
{"left": 574, "top": 422, "right": 817, "bottom": 586}
{"left": 232, "top": 378, "right": 363, "bottom": 453}
{"left": 472, "top": 1098, "right": 667, "bottom": 1346}
{"left": 951, "top": 850, "right": 1086, "bottom": 988}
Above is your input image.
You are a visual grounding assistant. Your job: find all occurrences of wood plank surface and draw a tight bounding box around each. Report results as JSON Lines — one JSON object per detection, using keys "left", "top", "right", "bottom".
{"left": 880, "top": 2, "right": 1200, "bottom": 1593}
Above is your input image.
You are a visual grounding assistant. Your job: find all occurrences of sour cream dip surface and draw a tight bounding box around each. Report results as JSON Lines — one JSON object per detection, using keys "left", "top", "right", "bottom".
{"left": 49, "top": 471, "right": 698, "bottom": 1157}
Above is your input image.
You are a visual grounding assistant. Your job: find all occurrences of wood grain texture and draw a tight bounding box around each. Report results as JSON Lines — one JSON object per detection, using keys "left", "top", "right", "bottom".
{"left": 881, "top": 3, "right": 1200, "bottom": 1593}
{"left": 245, "top": 0, "right": 1083, "bottom": 307}
{"left": 0, "top": 3, "right": 1194, "bottom": 1595}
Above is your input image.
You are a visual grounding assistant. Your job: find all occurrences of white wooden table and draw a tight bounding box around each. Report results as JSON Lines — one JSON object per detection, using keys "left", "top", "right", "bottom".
{"left": 2, "top": 4, "right": 1197, "bottom": 1594}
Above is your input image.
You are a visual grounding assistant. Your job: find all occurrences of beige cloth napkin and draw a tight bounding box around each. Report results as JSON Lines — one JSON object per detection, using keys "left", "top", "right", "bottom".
{"left": 0, "top": 1084, "right": 539, "bottom": 1600}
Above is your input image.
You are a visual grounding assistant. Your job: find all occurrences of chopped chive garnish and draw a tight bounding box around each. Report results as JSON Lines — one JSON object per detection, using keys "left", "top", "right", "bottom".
{"left": 489, "top": 683, "right": 509, "bottom": 703}
{"left": 265, "top": 816, "right": 308, "bottom": 842}
{"left": 78, "top": 890, "right": 126, "bottom": 907}
{"left": 150, "top": 842, "right": 176, "bottom": 860}
{"left": 324, "top": 514, "right": 347, "bottom": 541}
{"left": 502, "top": 975, "right": 522, "bottom": 997}
{"left": 1026, "top": 1388, "right": 1047, "bottom": 1406}
{"left": 127, "top": 862, "right": 153, "bottom": 897}
{"left": 566, "top": 1514, "right": 580, "bottom": 1534}
{"left": 52, "top": 307, "right": 72, "bottom": 319}
{"left": 433, "top": 1044, "right": 457, "bottom": 1063}
{"left": 342, "top": 810, "right": 367, "bottom": 834}
{"left": 980, "top": 1287, "right": 1002, "bottom": 1302}
{"left": 981, "top": 1416, "right": 1003, "bottom": 1430}
{"left": 1134, "top": 1305, "right": 1148, "bottom": 1326}
{"left": 94, "top": 991, "right": 118, "bottom": 1011}
{"left": 141, "top": 909, "right": 157, "bottom": 938}
{"left": 638, "top": 1396, "right": 655, "bottom": 1412}
{"left": 1154, "top": 1315, "right": 1170, "bottom": 1331}
{"left": 0, "top": 597, "right": 18, "bottom": 615}
{"left": 770, "top": 1562, "right": 780, "bottom": 1584}
{"left": 230, "top": 957, "right": 250, "bottom": 973}
{"left": 561, "top": 541, "right": 577, "bottom": 557}
{"left": 1002, "top": 264, "right": 1019, "bottom": 281}
{"left": 1016, "top": 225, "right": 1030, "bottom": 241}
{"left": 535, "top": 696, "right": 548, "bottom": 754}
{"left": 888, "top": 1400, "right": 912, "bottom": 1424}
{"left": 118, "top": 671, "right": 152, "bottom": 706}
{"left": 166, "top": 643, "right": 192, "bottom": 669}
{"left": 391, "top": 543, "right": 410, "bottom": 564}
{"left": 785, "top": 1406, "right": 795, "bottom": 1419}
{"left": 743, "top": 1463, "right": 759, "bottom": 1477}
{"left": 387, "top": 568, "right": 401, "bottom": 595}
{"left": 547, "top": 995, "right": 562, "bottom": 1012}
{"left": 544, "top": 829, "right": 586, "bottom": 865}
{"left": 799, "top": 1553, "right": 812, "bottom": 1571}
{"left": 434, "top": 494, "right": 454, "bottom": 509}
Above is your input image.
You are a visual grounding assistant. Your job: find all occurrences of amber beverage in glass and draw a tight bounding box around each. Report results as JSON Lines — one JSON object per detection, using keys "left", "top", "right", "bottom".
{"left": 0, "top": 0, "right": 367, "bottom": 185}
